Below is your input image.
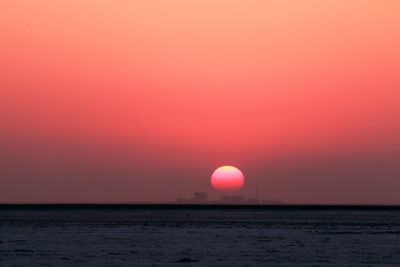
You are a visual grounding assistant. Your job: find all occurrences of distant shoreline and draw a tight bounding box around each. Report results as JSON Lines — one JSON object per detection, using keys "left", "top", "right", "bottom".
{"left": 0, "top": 204, "right": 400, "bottom": 210}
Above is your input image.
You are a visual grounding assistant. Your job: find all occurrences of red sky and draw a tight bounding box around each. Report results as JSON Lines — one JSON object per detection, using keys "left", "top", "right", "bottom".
{"left": 1, "top": 1, "right": 400, "bottom": 204}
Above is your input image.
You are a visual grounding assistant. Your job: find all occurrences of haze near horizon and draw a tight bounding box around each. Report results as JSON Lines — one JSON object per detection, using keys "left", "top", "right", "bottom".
{"left": 1, "top": 1, "right": 399, "bottom": 204}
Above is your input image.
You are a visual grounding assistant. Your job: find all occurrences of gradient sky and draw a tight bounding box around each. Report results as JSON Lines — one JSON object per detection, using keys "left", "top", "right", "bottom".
{"left": 1, "top": 1, "right": 399, "bottom": 204}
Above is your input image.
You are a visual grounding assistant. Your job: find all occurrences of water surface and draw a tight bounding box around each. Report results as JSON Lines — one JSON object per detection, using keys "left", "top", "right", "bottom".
{"left": 1, "top": 205, "right": 399, "bottom": 266}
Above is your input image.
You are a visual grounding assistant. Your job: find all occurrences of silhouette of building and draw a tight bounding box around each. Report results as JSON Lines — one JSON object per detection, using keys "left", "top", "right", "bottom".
{"left": 193, "top": 192, "right": 208, "bottom": 202}
{"left": 176, "top": 197, "right": 188, "bottom": 203}
{"left": 220, "top": 196, "right": 232, "bottom": 202}
{"left": 220, "top": 195, "right": 246, "bottom": 203}
{"left": 231, "top": 195, "right": 245, "bottom": 202}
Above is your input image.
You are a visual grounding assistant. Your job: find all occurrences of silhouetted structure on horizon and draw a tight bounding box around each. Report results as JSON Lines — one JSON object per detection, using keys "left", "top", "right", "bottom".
{"left": 176, "top": 192, "right": 284, "bottom": 204}
{"left": 176, "top": 192, "right": 208, "bottom": 203}
{"left": 220, "top": 195, "right": 245, "bottom": 203}
{"left": 194, "top": 192, "right": 208, "bottom": 202}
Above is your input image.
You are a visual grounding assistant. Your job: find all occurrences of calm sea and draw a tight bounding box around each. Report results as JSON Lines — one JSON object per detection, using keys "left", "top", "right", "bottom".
{"left": 1, "top": 205, "right": 400, "bottom": 266}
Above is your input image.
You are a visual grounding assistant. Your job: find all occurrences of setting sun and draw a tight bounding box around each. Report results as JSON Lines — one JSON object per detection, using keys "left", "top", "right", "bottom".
{"left": 211, "top": 166, "right": 244, "bottom": 193}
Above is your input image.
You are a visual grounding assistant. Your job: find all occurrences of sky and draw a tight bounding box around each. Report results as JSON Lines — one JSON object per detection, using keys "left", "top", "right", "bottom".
{"left": 1, "top": 0, "right": 399, "bottom": 204}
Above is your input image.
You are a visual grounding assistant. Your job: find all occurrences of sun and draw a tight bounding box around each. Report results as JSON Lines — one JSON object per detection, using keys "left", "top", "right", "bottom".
{"left": 211, "top": 166, "right": 244, "bottom": 193}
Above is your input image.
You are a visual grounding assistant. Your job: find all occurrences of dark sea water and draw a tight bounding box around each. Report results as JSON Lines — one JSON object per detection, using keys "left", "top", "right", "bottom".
{"left": 1, "top": 205, "right": 400, "bottom": 266}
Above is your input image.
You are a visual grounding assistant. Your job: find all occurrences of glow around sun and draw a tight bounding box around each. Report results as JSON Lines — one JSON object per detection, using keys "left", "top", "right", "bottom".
{"left": 211, "top": 166, "right": 244, "bottom": 193}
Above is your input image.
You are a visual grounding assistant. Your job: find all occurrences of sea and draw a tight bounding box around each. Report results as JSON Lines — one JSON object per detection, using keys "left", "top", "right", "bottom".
{"left": 1, "top": 204, "right": 400, "bottom": 266}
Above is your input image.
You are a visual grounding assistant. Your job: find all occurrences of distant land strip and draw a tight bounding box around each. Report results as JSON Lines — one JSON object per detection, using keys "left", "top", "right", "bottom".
{"left": 0, "top": 204, "right": 400, "bottom": 210}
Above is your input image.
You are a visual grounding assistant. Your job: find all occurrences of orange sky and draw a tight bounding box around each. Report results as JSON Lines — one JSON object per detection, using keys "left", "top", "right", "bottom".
{"left": 1, "top": 1, "right": 399, "bottom": 204}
